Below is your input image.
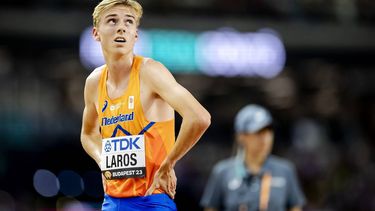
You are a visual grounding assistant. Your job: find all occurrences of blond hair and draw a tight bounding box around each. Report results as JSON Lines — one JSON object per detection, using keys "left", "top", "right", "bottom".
{"left": 92, "top": 0, "right": 143, "bottom": 27}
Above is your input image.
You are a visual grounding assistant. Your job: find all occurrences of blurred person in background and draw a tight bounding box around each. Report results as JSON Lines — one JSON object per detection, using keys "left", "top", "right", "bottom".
{"left": 80, "top": 0, "right": 210, "bottom": 210}
{"left": 201, "top": 104, "right": 305, "bottom": 211}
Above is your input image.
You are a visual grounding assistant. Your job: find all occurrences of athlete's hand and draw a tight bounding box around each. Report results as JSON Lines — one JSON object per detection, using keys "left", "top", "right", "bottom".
{"left": 145, "top": 161, "right": 177, "bottom": 199}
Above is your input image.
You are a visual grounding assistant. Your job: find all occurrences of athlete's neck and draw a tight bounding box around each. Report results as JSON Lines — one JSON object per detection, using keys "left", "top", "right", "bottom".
{"left": 105, "top": 53, "right": 134, "bottom": 85}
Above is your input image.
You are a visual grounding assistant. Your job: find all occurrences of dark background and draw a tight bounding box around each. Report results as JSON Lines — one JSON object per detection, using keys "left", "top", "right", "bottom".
{"left": 0, "top": 0, "right": 374, "bottom": 210}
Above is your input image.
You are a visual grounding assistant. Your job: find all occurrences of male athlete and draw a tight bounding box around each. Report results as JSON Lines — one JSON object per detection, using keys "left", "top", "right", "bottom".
{"left": 80, "top": 0, "right": 211, "bottom": 210}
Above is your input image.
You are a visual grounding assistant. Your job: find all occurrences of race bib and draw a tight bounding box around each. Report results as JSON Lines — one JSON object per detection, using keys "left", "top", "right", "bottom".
{"left": 101, "top": 135, "right": 146, "bottom": 180}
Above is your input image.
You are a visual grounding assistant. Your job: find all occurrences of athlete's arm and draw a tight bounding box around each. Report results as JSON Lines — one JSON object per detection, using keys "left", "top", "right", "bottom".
{"left": 144, "top": 60, "right": 211, "bottom": 198}
{"left": 80, "top": 72, "right": 102, "bottom": 167}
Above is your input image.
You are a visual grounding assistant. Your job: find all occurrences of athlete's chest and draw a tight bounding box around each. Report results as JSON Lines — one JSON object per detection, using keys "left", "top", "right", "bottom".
{"left": 105, "top": 75, "right": 130, "bottom": 100}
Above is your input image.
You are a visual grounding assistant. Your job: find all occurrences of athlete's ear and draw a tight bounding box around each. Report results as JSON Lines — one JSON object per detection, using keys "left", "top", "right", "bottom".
{"left": 93, "top": 27, "right": 101, "bottom": 41}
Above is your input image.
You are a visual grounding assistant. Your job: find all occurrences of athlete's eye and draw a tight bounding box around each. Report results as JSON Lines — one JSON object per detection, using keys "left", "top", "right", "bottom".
{"left": 126, "top": 19, "right": 134, "bottom": 25}
{"left": 107, "top": 18, "right": 117, "bottom": 24}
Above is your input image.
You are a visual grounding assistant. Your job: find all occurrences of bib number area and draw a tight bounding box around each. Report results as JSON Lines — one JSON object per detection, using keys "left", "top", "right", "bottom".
{"left": 101, "top": 135, "right": 146, "bottom": 180}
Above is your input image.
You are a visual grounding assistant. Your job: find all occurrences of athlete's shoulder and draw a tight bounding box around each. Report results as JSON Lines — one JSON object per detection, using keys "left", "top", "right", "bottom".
{"left": 141, "top": 56, "right": 159, "bottom": 67}
{"left": 139, "top": 57, "right": 175, "bottom": 89}
{"left": 85, "top": 65, "right": 106, "bottom": 88}
{"left": 140, "top": 57, "right": 170, "bottom": 75}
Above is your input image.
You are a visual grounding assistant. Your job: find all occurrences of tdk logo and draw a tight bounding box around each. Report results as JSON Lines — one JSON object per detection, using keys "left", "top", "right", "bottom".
{"left": 108, "top": 137, "right": 141, "bottom": 152}
{"left": 104, "top": 141, "right": 112, "bottom": 152}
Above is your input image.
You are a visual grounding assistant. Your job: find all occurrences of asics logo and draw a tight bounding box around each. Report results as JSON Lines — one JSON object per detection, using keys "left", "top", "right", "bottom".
{"left": 102, "top": 100, "right": 108, "bottom": 112}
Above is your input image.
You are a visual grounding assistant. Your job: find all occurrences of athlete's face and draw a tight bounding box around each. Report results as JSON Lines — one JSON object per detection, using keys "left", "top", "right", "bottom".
{"left": 237, "top": 128, "right": 273, "bottom": 161}
{"left": 93, "top": 5, "right": 138, "bottom": 57}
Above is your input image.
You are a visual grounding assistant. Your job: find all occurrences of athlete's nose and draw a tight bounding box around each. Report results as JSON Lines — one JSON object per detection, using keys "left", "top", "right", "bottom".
{"left": 117, "top": 22, "right": 126, "bottom": 34}
{"left": 117, "top": 28, "right": 126, "bottom": 34}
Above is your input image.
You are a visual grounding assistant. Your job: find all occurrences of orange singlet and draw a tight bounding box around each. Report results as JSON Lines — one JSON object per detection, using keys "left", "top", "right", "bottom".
{"left": 97, "top": 55, "right": 175, "bottom": 198}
